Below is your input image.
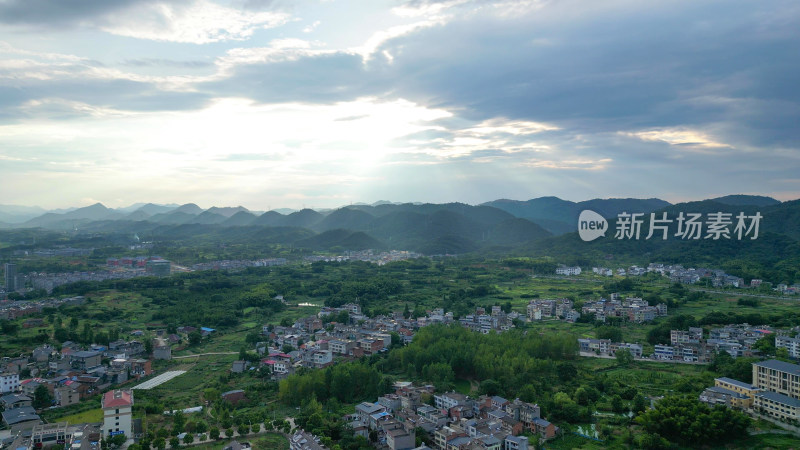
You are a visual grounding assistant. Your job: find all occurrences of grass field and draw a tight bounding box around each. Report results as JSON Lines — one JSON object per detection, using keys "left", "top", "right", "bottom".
{"left": 142, "top": 355, "right": 239, "bottom": 409}
{"left": 453, "top": 378, "right": 473, "bottom": 395}
{"left": 732, "top": 433, "right": 800, "bottom": 449}
{"left": 52, "top": 408, "right": 103, "bottom": 425}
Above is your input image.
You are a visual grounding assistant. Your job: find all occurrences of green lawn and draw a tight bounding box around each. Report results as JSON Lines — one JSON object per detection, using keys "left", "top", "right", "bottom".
{"left": 52, "top": 408, "right": 103, "bottom": 425}
{"left": 453, "top": 378, "right": 473, "bottom": 395}
{"left": 728, "top": 433, "right": 800, "bottom": 449}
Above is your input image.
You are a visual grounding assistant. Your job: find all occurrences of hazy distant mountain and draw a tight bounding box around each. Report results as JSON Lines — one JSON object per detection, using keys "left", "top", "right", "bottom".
{"left": 0, "top": 204, "right": 47, "bottom": 223}
{"left": 223, "top": 211, "right": 258, "bottom": 226}
{"left": 130, "top": 203, "right": 179, "bottom": 216}
{"left": 148, "top": 210, "right": 199, "bottom": 225}
{"left": 115, "top": 203, "right": 149, "bottom": 214}
{"left": 174, "top": 203, "right": 204, "bottom": 215}
{"left": 282, "top": 209, "right": 324, "bottom": 228}
{"left": 23, "top": 203, "right": 123, "bottom": 228}
{"left": 125, "top": 210, "right": 152, "bottom": 221}
{"left": 482, "top": 197, "right": 672, "bottom": 234}
{"left": 206, "top": 206, "right": 250, "bottom": 217}
{"left": 273, "top": 208, "right": 297, "bottom": 215}
{"left": 186, "top": 211, "right": 228, "bottom": 225}
{"left": 8, "top": 197, "right": 797, "bottom": 263}
{"left": 710, "top": 195, "right": 780, "bottom": 207}
{"left": 252, "top": 211, "right": 285, "bottom": 227}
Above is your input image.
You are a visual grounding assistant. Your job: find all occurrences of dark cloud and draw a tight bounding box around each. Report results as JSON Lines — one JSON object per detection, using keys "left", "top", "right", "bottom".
{"left": 193, "top": 1, "right": 799, "bottom": 154}
{"left": 370, "top": 0, "right": 800, "bottom": 150}
{"left": 0, "top": 0, "right": 160, "bottom": 26}
{"left": 0, "top": 77, "right": 210, "bottom": 120}
{"left": 204, "top": 51, "right": 388, "bottom": 103}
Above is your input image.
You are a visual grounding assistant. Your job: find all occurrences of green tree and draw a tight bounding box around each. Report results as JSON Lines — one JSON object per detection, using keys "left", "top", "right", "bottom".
{"left": 81, "top": 321, "right": 94, "bottom": 344}
{"left": 632, "top": 394, "right": 647, "bottom": 414}
{"left": 203, "top": 388, "right": 220, "bottom": 403}
{"left": 616, "top": 348, "right": 634, "bottom": 366}
{"left": 209, "top": 428, "right": 220, "bottom": 440}
{"left": 611, "top": 395, "right": 626, "bottom": 414}
{"left": 557, "top": 363, "right": 578, "bottom": 381}
{"left": 225, "top": 428, "right": 234, "bottom": 438}
{"left": 54, "top": 327, "right": 69, "bottom": 342}
{"left": 188, "top": 330, "right": 202, "bottom": 346}
{"left": 754, "top": 334, "right": 776, "bottom": 356}
{"left": 479, "top": 379, "right": 502, "bottom": 396}
{"left": 183, "top": 434, "right": 194, "bottom": 445}
{"left": 169, "top": 437, "right": 179, "bottom": 448}
{"left": 33, "top": 384, "right": 53, "bottom": 408}
{"left": 109, "top": 435, "right": 126, "bottom": 448}
{"left": 596, "top": 326, "right": 623, "bottom": 342}
{"left": 635, "top": 396, "right": 750, "bottom": 446}
{"left": 172, "top": 411, "right": 186, "bottom": 434}
{"left": 574, "top": 387, "right": 591, "bottom": 406}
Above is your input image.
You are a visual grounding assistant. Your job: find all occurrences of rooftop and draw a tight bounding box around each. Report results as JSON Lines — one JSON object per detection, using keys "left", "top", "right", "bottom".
{"left": 756, "top": 390, "right": 800, "bottom": 408}
{"left": 0, "top": 393, "right": 31, "bottom": 405}
{"left": 754, "top": 359, "right": 800, "bottom": 374}
{"left": 355, "top": 402, "right": 384, "bottom": 414}
{"left": 1, "top": 406, "right": 40, "bottom": 425}
{"left": 716, "top": 377, "right": 755, "bottom": 390}
{"left": 706, "top": 386, "right": 748, "bottom": 399}
{"left": 102, "top": 390, "right": 133, "bottom": 408}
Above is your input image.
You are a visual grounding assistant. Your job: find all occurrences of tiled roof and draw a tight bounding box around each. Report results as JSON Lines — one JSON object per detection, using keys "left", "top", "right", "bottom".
{"left": 716, "top": 377, "right": 755, "bottom": 390}
{"left": 754, "top": 359, "right": 800, "bottom": 374}
{"left": 756, "top": 390, "right": 800, "bottom": 407}
{"left": 103, "top": 390, "right": 133, "bottom": 408}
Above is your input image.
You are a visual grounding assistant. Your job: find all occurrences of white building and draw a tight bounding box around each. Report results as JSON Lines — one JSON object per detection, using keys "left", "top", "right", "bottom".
{"left": 776, "top": 335, "right": 800, "bottom": 359}
{"left": 102, "top": 390, "right": 133, "bottom": 438}
{"left": 311, "top": 350, "right": 333, "bottom": 368}
{"left": 0, "top": 373, "right": 20, "bottom": 394}
{"left": 555, "top": 266, "right": 581, "bottom": 276}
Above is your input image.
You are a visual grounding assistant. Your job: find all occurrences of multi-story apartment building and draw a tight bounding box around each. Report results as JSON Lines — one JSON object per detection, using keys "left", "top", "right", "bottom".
{"left": 102, "top": 390, "right": 133, "bottom": 438}
{"left": 752, "top": 359, "right": 800, "bottom": 422}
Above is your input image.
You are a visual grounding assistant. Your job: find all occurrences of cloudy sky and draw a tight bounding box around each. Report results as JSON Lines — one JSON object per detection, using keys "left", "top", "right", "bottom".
{"left": 0, "top": 0, "right": 798, "bottom": 210}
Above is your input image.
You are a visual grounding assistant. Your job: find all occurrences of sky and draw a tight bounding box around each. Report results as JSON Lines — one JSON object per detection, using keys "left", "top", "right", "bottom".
{"left": 0, "top": 0, "right": 798, "bottom": 211}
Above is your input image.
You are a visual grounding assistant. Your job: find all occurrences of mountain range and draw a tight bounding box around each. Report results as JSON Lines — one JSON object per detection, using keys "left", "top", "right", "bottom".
{"left": 0, "top": 195, "right": 792, "bottom": 257}
{"left": 1, "top": 194, "right": 796, "bottom": 284}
